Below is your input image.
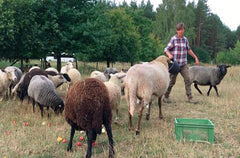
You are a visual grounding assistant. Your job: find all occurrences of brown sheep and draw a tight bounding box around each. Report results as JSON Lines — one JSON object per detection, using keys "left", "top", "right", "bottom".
{"left": 65, "top": 78, "right": 114, "bottom": 158}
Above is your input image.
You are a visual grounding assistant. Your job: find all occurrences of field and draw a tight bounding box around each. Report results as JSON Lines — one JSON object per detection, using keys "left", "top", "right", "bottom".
{"left": 0, "top": 61, "right": 240, "bottom": 158}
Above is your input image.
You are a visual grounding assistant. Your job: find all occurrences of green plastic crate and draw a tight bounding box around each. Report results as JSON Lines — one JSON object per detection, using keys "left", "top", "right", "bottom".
{"left": 175, "top": 118, "right": 214, "bottom": 143}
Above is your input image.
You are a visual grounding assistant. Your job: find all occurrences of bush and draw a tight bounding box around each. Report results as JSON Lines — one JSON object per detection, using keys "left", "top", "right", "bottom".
{"left": 216, "top": 51, "right": 240, "bottom": 65}
{"left": 188, "top": 46, "right": 211, "bottom": 63}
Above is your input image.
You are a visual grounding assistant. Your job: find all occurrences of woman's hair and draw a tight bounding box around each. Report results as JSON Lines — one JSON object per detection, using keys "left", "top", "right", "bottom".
{"left": 176, "top": 22, "right": 185, "bottom": 30}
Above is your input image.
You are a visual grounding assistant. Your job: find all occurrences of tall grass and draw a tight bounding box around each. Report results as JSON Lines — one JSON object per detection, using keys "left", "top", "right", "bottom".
{"left": 0, "top": 62, "right": 239, "bottom": 158}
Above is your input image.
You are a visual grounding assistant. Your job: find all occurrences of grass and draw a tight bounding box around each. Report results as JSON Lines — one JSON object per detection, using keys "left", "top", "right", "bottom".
{"left": 0, "top": 62, "right": 240, "bottom": 158}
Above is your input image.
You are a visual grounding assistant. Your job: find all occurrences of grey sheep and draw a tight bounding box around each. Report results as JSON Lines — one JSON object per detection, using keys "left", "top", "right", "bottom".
{"left": 189, "top": 65, "right": 231, "bottom": 96}
{"left": 28, "top": 75, "right": 64, "bottom": 117}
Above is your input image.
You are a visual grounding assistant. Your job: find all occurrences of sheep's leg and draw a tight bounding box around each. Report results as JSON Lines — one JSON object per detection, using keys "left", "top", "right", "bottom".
{"left": 194, "top": 83, "right": 203, "bottom": 95}
{"left": 158, "top": 96, "right": 163, "bottom": 119}
{"left": 128, "top": 112, "right": 133, "bottom": 131}
{"left": 213, "top": 86, "right": 219, "bottom": 97}
{"left": 104, "top": 123, "right": 115, "bottom": 158}
{"left": 136, "top": 101, "right": 144, "bottom": 135}
{"left": 67, "top": 126, "right": 75, "bottom": 151}
{"left": 27, "top": 96, "right": 30, "bottom": 104}
{"left": 47, "top": 106, "right": 50, "bottom": 118}
{"left": 207, "top": 85, "right": 213, "bottom": 96}
{"left": 86, "top": 129, "right": 95, "bottom": 158}
{"left": 38, "top": 103, "right": 44, "bottom": 117}
{"left": 114, "top": 109, "right": 119, "bottom": 124}
{"left": 32, "top": 99, "right": 35, "bottom": 112}
{"left": 146, "top": 101, "right": 152, "bottom": 120}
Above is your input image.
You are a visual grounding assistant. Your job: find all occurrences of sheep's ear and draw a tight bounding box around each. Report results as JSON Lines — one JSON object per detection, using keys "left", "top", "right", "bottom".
{"left": 63, "top": 73, "right": 71, "bottom": 82}
{"left": 226, "top": 65, "right": 231, "bottom": 68}
{"left": 1, "top": 69, "right": 5, "bottom": 72}
{"left": 117, "top": 73, "right": 126, "bottom": 79}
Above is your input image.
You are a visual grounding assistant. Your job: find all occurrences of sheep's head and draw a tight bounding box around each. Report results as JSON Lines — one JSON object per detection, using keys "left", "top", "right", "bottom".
{"left": 66, "top": 62, "right": 73, "bottom": 71}
{"left": 4, "top": 69, "right": 18, "bottom": 82}
{"left": 151, "top": 55, "right": 171, "bottom": 68}
{"left": 53, "top": 100, "right": 64, "bottom": 114}
{"left": 218, "top": 65, "right": 231, "bottom": 76}
{"left": 48, "top": 73, "right": 71, "bottom": 88}
{"left": 104, "top": 67, "right": 118, "bottom": 80}
{"left": 109, "top": 73, "right": 126, "bottom": 86}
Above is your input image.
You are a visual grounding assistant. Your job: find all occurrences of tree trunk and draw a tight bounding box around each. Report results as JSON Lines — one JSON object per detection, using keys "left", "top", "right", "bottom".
{"left": 197, "top": 20, "right": 202, "bottom": 48}
{"left": 107, "top": 60, "right": 110, "bottom": 68}
{"left": 20, "top": 59, "right": 24, "bottom": 70}
{"left": 56, "top": 54, "right": 61, "bottom": 72}
{"left": 96, "top": 62, "right": 98, "bottom": 70}
{"left": 75, "top": 57, "right": 78, "bottom": 70}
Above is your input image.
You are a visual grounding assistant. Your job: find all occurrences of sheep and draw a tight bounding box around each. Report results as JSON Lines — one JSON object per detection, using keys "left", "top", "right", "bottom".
{"left": 189, "top": 65, "right": 231, "bottom": 96}
{"left": 90, "top": 70, "right": 107, "bottom": 82}
{"left": 104, "top": 73, "right": 126, "bottom": 123}
{"left": 65, "top": 78, "right": 114, "bottom": 158}
{"left": 125, "top": 55, "right": 171, "bottom": 135}
{"left": 0, "top": 69, "right": 17, "bottom": 101}
{"left": 115, "top": 70, "right": 127, "bottom": 95}
{"left": 45, "top": 67, "right": 59, "bottom": 74}
{"left": 28, "top": 75, "right": 64, "bottom": 117}
{"left": 60, "top": 62, "right": 73, "bottom": 90}
{"left": 4, "top": 66, "right": 22, "bottom": 98}
{"left": 66, "top": 68, "right": 81, "bottom": 89}
{"left": 16, "top": 69, "right": 70, "bottom": 101}
{"left": 104, "top": 67, "right": 118, "bottom": 80}
{"left": 60, "top": 62, "right": 73, "bottom": 74}
{"left": 28, "top": 66, "right": 40, "bottom": 72}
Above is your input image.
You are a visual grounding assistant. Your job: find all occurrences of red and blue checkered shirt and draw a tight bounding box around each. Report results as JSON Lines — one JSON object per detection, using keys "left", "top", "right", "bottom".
{"left": 164, "top": 35, "right": 191, "bottom": 66}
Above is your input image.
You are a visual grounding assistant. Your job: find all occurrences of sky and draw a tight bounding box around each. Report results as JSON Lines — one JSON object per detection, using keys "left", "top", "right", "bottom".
{"left": 113, "top": 0, "right": 240, "bottom": 31}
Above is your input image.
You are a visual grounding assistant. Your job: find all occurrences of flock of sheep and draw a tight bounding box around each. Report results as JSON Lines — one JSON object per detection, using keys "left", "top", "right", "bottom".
{"left": 0, "top": 57, "right": 230, "bottom": 158}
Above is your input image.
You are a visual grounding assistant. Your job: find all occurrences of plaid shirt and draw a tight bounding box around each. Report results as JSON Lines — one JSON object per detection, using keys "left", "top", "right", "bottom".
{"left": 164, "top": 35, "right": 191, "bottom": 66}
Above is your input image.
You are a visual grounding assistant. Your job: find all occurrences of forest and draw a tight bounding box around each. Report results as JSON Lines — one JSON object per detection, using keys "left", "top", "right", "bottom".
{"left": 0, "top": 0, "right": 240, "bottom": 70}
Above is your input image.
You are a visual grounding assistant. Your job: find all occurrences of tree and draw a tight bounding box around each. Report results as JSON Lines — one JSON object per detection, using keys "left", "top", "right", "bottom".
{"left": 195, "top": 0, "right": 209, "bottom": 47}
{"left": 35, "top": 0, "right": 93, "bottom": 71}
{"left": 106, "top": 8, "right": 140, "bottom": 66}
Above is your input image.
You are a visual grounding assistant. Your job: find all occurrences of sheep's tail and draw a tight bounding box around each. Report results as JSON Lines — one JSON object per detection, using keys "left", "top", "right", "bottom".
{"left": 125, "top": 81, "right": 137, "bottom": 116}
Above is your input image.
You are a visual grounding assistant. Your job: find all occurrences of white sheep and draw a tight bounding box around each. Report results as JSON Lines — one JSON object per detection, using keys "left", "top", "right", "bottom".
{"left": 90, "top": 70, "right": 107, "bottom": 82}
{"left": 28, "top": 66, "right": 40, "bottom": 72}
{"left": 0, "top": 69, "right": 17, "bottom": 101}
{"left": 125, "top": 55, "right": 171, "bottom": 135}
{"left": 60, "top": 62, "right": 73, "bottom": 90}
{"left": 60, "top": 62, "right": 73, "bottom": 74}
{"left": 45, "top": 67, "right": 59, "bottom": 73}
{"left": 104, "top": 73, "right": 126, "bottom": 123}
{"left": 4, "top": 66, "right": 22, "bottom": 98}
{"left": 66, "top": 68, "right": 81, "bottom": 89}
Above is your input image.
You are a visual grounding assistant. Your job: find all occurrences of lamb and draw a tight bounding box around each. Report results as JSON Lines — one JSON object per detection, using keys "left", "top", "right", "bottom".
{"left": 104, "top": 67, "right": 118, "bottom": 80}
{"left": 189, "top": 65, "right": 231, "bottom": 96}
{"left": 90, "top": 70, "right": 107, "bottom": 82}
{"left": 4, "top": 66, "right": 22, "bottom": 97}
{"left": 0, "top": 69, "right": 17, "bottom": 101}
{"left": 104, "top": 73, "right": 126, "bottom": 123}
{"left": 125, "top": 55, "right": 171, "bottom": 135}
{"left": 65, "top": 78, "right": 114, "bottom": 158}
{"left": 28, "top": 75, "right": 64, "bottom": 117}
{"left": 66, "top": 68, "right": 81, "bottom": 89}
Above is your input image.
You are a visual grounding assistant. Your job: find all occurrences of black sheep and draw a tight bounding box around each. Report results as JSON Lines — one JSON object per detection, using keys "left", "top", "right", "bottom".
{"left": 65, "top": 78, "right": 114, "bottom": 158}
